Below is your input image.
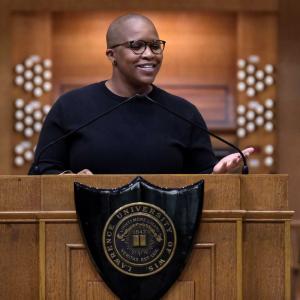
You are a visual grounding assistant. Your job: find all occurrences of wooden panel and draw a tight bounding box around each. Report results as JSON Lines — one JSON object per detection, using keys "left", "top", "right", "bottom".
{"left": 0, "top": 8, "right": 12, "bottom": 175}
{"left": 184, "top": 221, "right": 238, "bottom": 299}
{"left": 52, "top": 11, "right": 236, "bottom": 131}
{"left": 159, "top": 84, "right": 234, "bottom": 129}
{"left": 52, "top": 11, "right": 236, "bottom": 85}
{"left": 278, "top": 0, "right": 300, "bottom": 219}
{"left": 87, "top": 281, "right": 117, "bottom": 300}
{"left": 45, "top": 222, "right": 82, "bottom": 299}
{"left": 0, "top": 222, "right": 39, "bottom": 300}
{"left": 45, "top": 221, "right": 236, "bottom": 300}
{"left": 237, "top": 13, "right": 278, "bottom": 174}
{"left": 0, "top": 175, "right": 41, "bottom": 211}
{"left": 8, "top": 0, "right": 279, "bottom": 12}
{"left": 66, "top": 245, "right": 115, "bottom": 300}
{"left": 11, "top": 12, "right": 53, "bottom": 175}
{"left": 163, "top": 281, "right": 195, "bottom": 300}
{"left": 41, "top": 175, "right": 241, "bottom": 211}
{"left": 241, "top": 174, "right": 288, "bottom": 210}
{"left": 59, "top": 83, "right": 234, "bottom": 130}
{"left": 279, "top": 1, "right": 300, "bottom": 297}
{"left": 0, "top": 175, "right": 291, "bottom": 299}
{"left": 243, "top": 222, "right": 285, "bottom": 299}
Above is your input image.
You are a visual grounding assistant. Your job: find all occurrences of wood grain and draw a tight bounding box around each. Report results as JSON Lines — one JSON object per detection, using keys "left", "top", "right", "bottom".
{"left": 0, "top": 173, "right": 291, "bottom": 299}
{"left": 0, "top": 222, "right": 39, "bottom": 300}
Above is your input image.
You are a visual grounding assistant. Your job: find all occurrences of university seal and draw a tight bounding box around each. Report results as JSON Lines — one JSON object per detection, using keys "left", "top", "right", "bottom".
{"left": 74, "top": 176, "right": 204, "bottom": 300}
{"left": 103, "top": 202, "right": 177, "bottom": 276}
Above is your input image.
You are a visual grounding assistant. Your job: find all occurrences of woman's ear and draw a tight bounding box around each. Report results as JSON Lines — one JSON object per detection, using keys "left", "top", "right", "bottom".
{"left": 106, "top": 49, "right": 115, "bottom": 65}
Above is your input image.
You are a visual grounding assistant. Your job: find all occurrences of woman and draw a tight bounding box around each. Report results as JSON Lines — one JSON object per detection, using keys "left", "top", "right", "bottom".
{"left": 29, "top": 14, "right": 253, "bottom": 175}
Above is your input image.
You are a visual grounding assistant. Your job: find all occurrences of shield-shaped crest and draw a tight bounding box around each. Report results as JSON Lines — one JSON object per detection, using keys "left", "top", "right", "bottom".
{"left": 74, "top": 176, "right": 204, "bottom": 300}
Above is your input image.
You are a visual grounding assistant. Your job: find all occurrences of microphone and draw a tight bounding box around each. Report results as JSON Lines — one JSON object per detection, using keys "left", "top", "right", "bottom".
{"left": 29, "top": 92, "right": 248, "bottom": 175}
{"left": 139, "top": 94, "right": 249, "bottom": 174}
{"left": 29, "top": 94, "right": 140, "bottom": 175}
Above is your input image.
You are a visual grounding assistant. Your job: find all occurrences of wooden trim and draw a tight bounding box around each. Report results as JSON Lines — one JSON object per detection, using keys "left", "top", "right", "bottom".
{"left": 237, "top": 219, "right": 243, "bottom": 300}
{"left": 0, "top": 210, "right": 294, "bottom": 220}
{"left": 285, "top": 220, "right": 291, "bottom": 300}
{"left": 194, "top": 243, "right": 216, "bottom": 299}
{"left": 39, "top": 220, "right": 46, "bottom": 300}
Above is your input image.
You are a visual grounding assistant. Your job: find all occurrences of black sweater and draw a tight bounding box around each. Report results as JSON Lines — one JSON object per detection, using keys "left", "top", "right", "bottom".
{"left": 30, "top": 81, "right": 217, "bottom": 174}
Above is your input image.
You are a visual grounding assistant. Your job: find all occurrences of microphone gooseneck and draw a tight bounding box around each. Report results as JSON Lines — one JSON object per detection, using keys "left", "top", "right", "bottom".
{"left": 30, "top": 92, "right": 249, "bottom": 175}
{"left": 142, "top": 94, "right": 249, "bottom": 174}
{"left": 29, "top": 94, "right": 140, "bottom": 175}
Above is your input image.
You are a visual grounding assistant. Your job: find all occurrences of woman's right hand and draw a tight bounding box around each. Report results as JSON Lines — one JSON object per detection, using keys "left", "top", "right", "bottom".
{"left": 59, "top": 169, "right": 93, "bottom": 175}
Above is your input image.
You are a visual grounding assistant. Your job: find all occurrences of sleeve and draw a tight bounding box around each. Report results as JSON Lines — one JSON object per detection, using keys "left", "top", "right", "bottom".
{"left": 28, "top": 99, "right": 71, "bottom": 175}
{"left": 183, "top": 106, "right": 218, "bottom": 174}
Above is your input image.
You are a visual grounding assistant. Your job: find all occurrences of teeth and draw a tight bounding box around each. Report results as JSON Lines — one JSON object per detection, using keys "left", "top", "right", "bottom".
{"left": 138, "top": 64, "right": 154, "bottom": 68}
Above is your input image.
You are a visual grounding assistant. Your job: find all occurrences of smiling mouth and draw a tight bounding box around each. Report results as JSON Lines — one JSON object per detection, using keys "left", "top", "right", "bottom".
{"left": 136, "top": 63, "right": 157, "bottom": 70}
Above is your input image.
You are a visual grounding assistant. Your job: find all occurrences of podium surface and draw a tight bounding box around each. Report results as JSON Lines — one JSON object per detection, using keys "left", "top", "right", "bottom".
{"left": 0, "top": 175, "right": 292, "bottom": 299}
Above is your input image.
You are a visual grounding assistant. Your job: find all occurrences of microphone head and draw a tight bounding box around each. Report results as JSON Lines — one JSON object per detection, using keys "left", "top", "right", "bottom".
{"left": 28, "top": 164, "right": 41, "bottom": 175}
{"left": 242, "top": 165, "right": 249, "bottom": 174}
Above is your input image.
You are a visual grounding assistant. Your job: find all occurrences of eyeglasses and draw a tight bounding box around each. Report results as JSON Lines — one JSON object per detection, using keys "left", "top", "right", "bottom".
{"left": 110, "top": 40, "right": 166, "bottom": 55}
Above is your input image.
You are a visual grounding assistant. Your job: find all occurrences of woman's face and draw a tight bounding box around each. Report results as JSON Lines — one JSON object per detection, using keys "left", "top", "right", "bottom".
{"left": 108, "top": 19, "right": 163, "bottom": 90}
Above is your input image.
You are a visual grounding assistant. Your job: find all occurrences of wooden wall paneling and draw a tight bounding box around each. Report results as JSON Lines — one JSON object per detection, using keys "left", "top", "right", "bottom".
{"left": 236, "top": 13, "right": 278, "bottom": 173}
{"left": 52, "top": 11, "right": 237, "bottom": 130}
{"left": 279, "top": 1, "right": 300, "bottom": 297}
{"left": 0, "top": 7, "right": 12, "bottom": 175}
{"left": 278, "top": 0, "right": 300, "bottom": 221}
{"left": 11, "top": 12, "right": 53, "bottom": 175}
{"left": 0, "top": 222, "right": 39, "bottom": 300}
{"left": 52, "top": 11, "right": 112, "bottom": 86}
{"left": 8, "top": 0, "right": 279, "bottom": 12}
{"left": 0, "top": 0, "right": 280, "bottom": 177}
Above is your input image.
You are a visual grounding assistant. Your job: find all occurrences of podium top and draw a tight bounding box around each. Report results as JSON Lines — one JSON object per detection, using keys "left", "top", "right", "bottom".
{"left": 0, "top": 174, "right": 288, "bottom": 213}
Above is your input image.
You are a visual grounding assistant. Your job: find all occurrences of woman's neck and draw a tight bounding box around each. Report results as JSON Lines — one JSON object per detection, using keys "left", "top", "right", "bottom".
{"left": 105, "top": 78, "right": 153, "bottom": 97}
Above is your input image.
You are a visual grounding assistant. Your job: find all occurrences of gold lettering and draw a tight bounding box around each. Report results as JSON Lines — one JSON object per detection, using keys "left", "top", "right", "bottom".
{"left": 166, "top": 226, "right": 173, "bottom": 233}
{"left": 168, "top": 241, "right": 173, "bottom": 247}
{"left": 149, "top": 208, "right": 156, "bottom": 215}
{"left": 107, "top": 245, "right": 113, "bottom": 252}
{"left": 148, "top": 265, "right": 154, "bottom": 272}
{"left": 108, "top": 224, "right": 115, "bottom": 231}
{"left": 135, "top": 206, "right": 142, "bottom": 212}
{"left": 123, "top": 209, "right": 130, "bottom": 215}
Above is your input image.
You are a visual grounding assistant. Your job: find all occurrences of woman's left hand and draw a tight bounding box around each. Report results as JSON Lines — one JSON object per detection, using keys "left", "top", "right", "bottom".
{"left": 212, "top": 147, "right": 255, "bottom": 174}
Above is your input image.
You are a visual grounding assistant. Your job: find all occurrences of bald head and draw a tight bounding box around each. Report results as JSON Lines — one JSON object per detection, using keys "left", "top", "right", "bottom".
{"left": 106, "top": 14, "right": 158, "bottom": 48}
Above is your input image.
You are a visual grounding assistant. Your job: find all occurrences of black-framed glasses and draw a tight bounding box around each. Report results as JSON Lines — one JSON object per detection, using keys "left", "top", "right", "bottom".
{"left": 110, "top": 40, "right": 166, "bottom": 55}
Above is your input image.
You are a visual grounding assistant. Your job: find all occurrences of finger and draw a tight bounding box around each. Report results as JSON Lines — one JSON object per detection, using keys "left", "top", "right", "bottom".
{"left": 78, "top": 169, "right": 93, "bottom": 175}
{"left": 242, "top": 147, "right": 255, "bottom": 157}
{"left": 213, "top": 161, "right": 227, "bottom": 174}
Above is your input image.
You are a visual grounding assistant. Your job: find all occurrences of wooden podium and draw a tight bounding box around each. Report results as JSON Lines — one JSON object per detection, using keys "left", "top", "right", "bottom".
{"left": 0, "top": 175, "right": 292, "bottom": 300}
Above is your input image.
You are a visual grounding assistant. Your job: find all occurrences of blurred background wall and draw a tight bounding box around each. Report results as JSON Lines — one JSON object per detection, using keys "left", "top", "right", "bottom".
{"left": 0, "top": 0, "right": 299, "bottom": 297}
